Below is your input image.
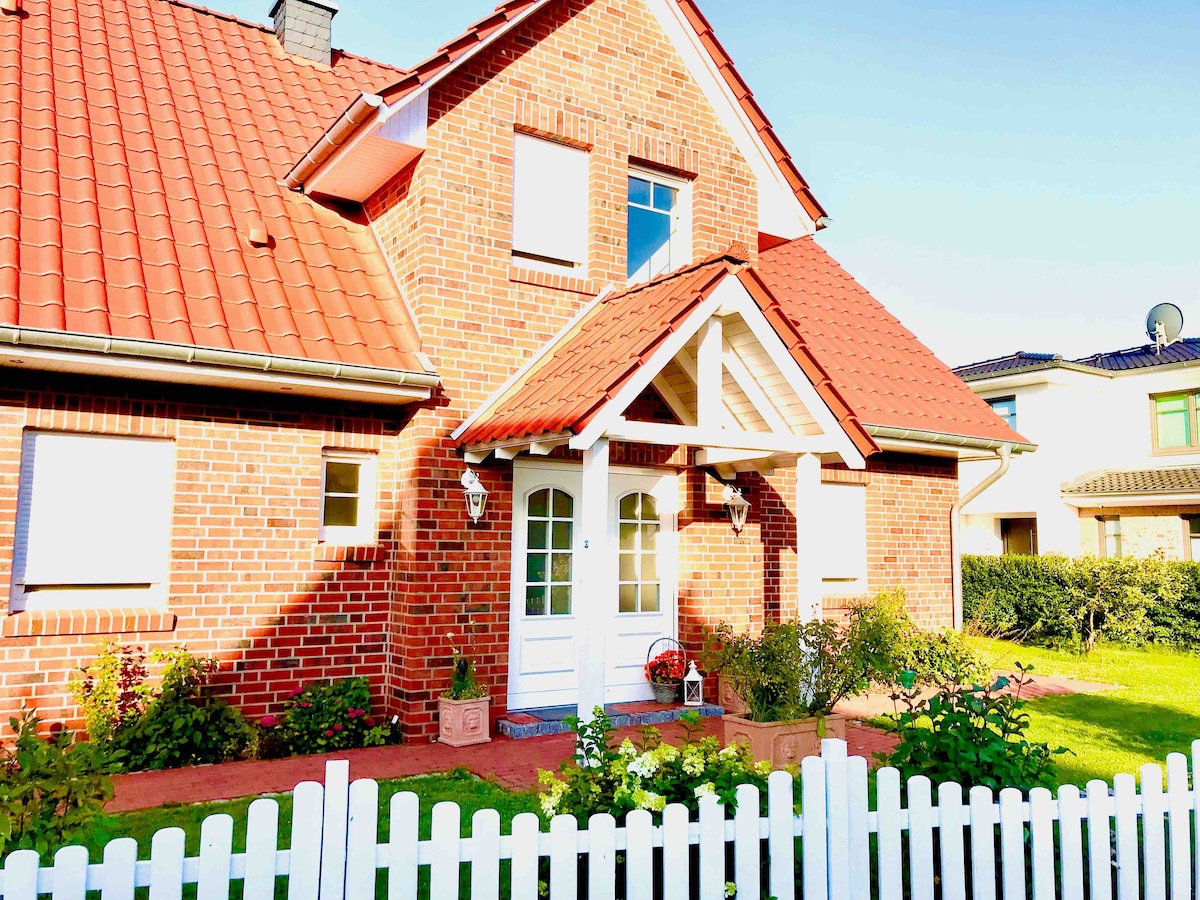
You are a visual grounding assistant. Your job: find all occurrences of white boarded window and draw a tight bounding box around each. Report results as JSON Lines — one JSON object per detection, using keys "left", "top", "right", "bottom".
{"left": 511, "top": 133, "right": 589, "bottom": 271}
{"left": 319, "top": 451, "right": 377, "bottom": 546}
{"left": 816, "top": 482, "right": 867, "bottom": 592}
{"left": 11, "top": 432, "right": 175, "bottom": 611}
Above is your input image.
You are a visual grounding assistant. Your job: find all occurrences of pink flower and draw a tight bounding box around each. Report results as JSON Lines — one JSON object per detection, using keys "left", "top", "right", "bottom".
{"left": 348, "top": 708, "right": 359, "bottom": 718}
{"left": 325, "top": 729, "right": 334, "bottom": 737}
{"left": 333, "top": 724, "right": 344, "bottom": 732}
{"left": 260, "top": 715, "right": 278, "bottom": 728}
{"left": 301, "top": 702, "right": 312, "bottom": 708}
{"left": 364, "top": 717, "right": 375, "bottom": 727}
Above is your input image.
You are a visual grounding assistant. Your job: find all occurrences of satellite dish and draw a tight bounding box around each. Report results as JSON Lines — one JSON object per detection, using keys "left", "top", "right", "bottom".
{"left": 1146, "top": 303, "right": 1184, "bottom": 350}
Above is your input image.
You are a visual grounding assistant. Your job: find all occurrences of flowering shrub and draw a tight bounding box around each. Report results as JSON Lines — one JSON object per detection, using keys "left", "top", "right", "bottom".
{"left": 258, "top": 677, "right": 397, "bottom": 757}
{"left": 644, "top": 649, "right": 686, "bottom": 685}
{"left": 70, "top": 644, "right": 152, "bottom": 742}
{"left": 537, "top": 709, "right": 770, "bottom": 823}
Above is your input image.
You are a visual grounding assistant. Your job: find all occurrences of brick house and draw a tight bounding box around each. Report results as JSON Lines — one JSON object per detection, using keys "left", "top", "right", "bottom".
{"left": 0, "top": 0, "right": 1026, "bottom": 737}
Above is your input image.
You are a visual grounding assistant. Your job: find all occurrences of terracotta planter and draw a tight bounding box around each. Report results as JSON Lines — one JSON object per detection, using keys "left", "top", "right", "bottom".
{"left": 438, "top": 696, "right": 491, "bottom": 747}
{"left": 716, "top": 676, "right": 747, "bottom": 716}
{"left": 722, "top": 713, "right": 846, "bottom": 768}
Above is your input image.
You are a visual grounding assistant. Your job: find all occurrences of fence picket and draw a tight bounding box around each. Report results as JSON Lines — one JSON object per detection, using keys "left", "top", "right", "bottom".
{"left": 148, "top": 827, "right": 186, "bottom": 900}
{"left": 344, "top": 779, "right": 379, "bottom": 900}
{"left": 288, "top": 781, "right": 324, "bottom": 900}
{"left": 1027, "top": 788, "right": 1056, "bottom": 900}
{"left": 1057, "top": 785, "right": 1084, "bottom": 900}
{"left": 1165, "top": 753, "right": 1191, "bottom": 900}
{"left": 1193, "top": 741, "right": 1200, "bottom": 900}
{"left": 968, "top": 786, "right": 997, "bottom": 900}
{"left": 243, "top": 799, "right": 279, "bottom": 900}
{"left": 907, "top": 776, "right": 934, "bottom": 900}
{"left": 471, "top": 808, "right": 501, "bottom": 900}
{"left": 587, "top": 814, "right": 617, "bottom": 900}
{"left": 508, "top": 812, "right": 540, "bottom": 900}
{"left": 625, "top": 809, "right": 653, "bottom": 900}
{"left": 734, "top": 784, "right": 761, "bottom": 900}
{"left": 1141, "top": 764, "right": 1167, "bottom": 900}
{"left": 319, "top": 761, "right": 350, "bottom": 900}
{"left": 767, "top": 771, "right": 796, "bottom": 900}
{"left": 998, "top": 788, "right": 1026, "bottom": 900}
{"left": 1111, "top": 775, "right": 1139, "bottom": 900}
{"left": 387, "top": 792, "right": 419, "bottom": 900}
{"left": 3, "top": 849, "right": 40, "bottom": 900}
{"left": 937, "top": 782, "right": 966, "bottom": 900}
{"left": 661, "top": 803, "right": 690, "bottom": 900}
{"left": 823, "top": 740, "right": 849, "bottom": 900}
{"left": 51, "top": 845, "right": 88, "bottom": 900}
{"left": 429, "top": 802, "right": 461, "bottom": 900}
{"left": 801, "top": 754, "right": 828, "bottom": 900}
{"left": 197, "top": 814, "right": 234, "bottom": 900}
{"left": 99, "top": 837, "right": 138, "bottom": 900}
{"left": 846, "top": 757, "right": 870, "bottom": 900}
{"left": 698, "top": 794, "right": 724, "bottom": 900}
{"left": 1086, "top": 780, "right": 1113, "bottom": 900}
{"left": 875, "top": 767, "right": 903, "bottom": 900}
{"left": 549, "top": 815, "right": 578, "bottom": 900}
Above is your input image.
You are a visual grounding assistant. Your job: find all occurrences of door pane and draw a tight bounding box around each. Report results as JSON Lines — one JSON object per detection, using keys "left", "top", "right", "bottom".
{"left": 619, "top": 553, "right": 637, "bottom": 582}
{"left": 620, "top": 494, "right": 639, "bottom": 519}
{"left": 551, "top": 553, "right": 572, "bottom": 583}
{"left": 619, "top": 522, "right": 637, "bottom": 551}
{"left": 551, "top": 585, "right": 572, "bottom": 615}
{"left": 528, "top": 520, "right": 548, "bottom": 550}
{"left": 528, "top": 489, "right": 549, "bottom": 518}
{"left": 552, "top": 490, "right": 573, "bottom": 518}
{"left": 526, "top": 586, "right": 546, "bottom": 616}
{"left": 618, "top": 583, "right": 637, "bottom": 613}
{"left": 641, "top": 583, "right": 659, "bottom": 612}
{"left": 552, "top": 521, "right": 572, "bottom": 550}
{"left": 526, "top": 553, "right": 547, "bottom": 583}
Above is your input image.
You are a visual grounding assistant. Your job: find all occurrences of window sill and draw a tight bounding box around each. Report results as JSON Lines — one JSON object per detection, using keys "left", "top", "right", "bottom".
{"left": 2, "top": 608, "right": 178, "bottom": 638}
{"left": 509, "top": 266, "right": 600, "bottom": 296}
{"left": 314, "top": 544, "right": 385, "bottom": 564}
{"left": 1150, "top": 446, "right": 1200, "bottom": 456}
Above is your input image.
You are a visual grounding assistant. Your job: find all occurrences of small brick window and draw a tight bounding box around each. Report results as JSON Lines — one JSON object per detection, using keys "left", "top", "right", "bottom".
{"left": 319, "top": 452, "right": 376, "bottom": 545}
{"left": 511, "top": 133, "right": 589, "bottom": 275}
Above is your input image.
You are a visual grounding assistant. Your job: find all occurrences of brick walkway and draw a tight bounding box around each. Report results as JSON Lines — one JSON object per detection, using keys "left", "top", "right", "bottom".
{"left": 107, "top": 717, "right": 898, "bottom": 813}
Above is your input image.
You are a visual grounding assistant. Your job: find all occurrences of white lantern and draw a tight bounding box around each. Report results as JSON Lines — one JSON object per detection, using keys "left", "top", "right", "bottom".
{"left": 683, "top": 660, "right": 704, "bottom": 707}
{"left": 461, "top": 468, "right": 488, "bottom": 524}
{"left": 721, "top": 485, "right": 750, "bottom": 535}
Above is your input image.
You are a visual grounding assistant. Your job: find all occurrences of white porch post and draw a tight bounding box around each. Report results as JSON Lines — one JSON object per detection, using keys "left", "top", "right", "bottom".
{"left": 577, "top": 438, "right": 611, "bottom": 722}
{"left": 794, "top": 453, "right": 823, "bottom": 622}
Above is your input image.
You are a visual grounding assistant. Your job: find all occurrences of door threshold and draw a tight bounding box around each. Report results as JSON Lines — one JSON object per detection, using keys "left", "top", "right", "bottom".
{"left": 498, "top": 700, "right": 724, "bottom": 739}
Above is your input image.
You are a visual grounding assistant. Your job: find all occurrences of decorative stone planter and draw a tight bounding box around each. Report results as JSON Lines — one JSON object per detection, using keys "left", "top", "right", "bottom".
{"left": 438, "top": 696, "right": 492, "bottom": 747}
{"left": 722, "top": 713, "right": 846, "bottom": 768}
{"left": 716, "top": 676, "right": 746, "bottom": 716}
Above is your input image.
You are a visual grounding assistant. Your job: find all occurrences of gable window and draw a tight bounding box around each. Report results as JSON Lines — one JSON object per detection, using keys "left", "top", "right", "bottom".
{"left": 511, "top": 133, "right": 589, "bottom": 274}
{"left": 524, "top": 488, "right": 574, "bottom": 616}
{"left": 10, "top": 432, "right": 174, "bottom": 611}
{"left": 617, "top": 492, "right": 660, "bottom": 613}
{"left": 1153, "top": 393, "right": 1198, "bottom": 450}
{"left": 986, "top": 396, "right": 1017, "bottom": 431}
{"left": 627, "top": 167, "right": 690, "bottom": 282}
{"left": 1098, "top": 516, "right": 1122, "bottom": 558}
{"left": 320, "top": 452, "right": 377, "bottom": 545}
{"left": 1186, "top": 517, "right": 1200, "bottom": 561}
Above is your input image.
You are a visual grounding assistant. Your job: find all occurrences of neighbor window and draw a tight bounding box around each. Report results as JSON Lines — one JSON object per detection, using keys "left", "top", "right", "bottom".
{"left": 511, "top": 133, "right": 589, "bottom": 274}
{"left": 1099, "top": 516, "right": 1122, "bottom": 558}
{"left": 320, "top": 452, "right": 376, "bottom": 545}
{"left": 617, "top": 492, "right": 660, "bottom": 613}
{"left": 1187, "top": 517, "right": 1200, "bottom": 561}
{"left": 10, "top": 432, "right": 175, "bottom": 611}
{"left": 1153, "top": 393, "right": 1198, "bottom": 450}
{"left": 986, "top": 396, "right": 1017, "bottom": 431}
{"left": 524, "top": 488, "right": 574, "bottom": 616}
{"left": 627, "top": 168, "right": 690, "bottom": 282}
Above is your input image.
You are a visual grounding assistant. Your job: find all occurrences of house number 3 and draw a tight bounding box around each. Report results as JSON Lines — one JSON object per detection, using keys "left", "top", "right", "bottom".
{"left": 584, "top": 540, "right": 589, "bottom": 549}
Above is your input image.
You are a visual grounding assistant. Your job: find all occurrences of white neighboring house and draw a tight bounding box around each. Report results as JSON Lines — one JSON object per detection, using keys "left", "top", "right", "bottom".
{"left": 955, "top": 338, "right": 1200, "bottom": 559}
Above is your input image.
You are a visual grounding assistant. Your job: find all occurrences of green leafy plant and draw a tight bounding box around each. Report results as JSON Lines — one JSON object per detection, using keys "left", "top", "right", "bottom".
{"left": 258, "top": 676, "right": 397, "bottom": 757}
{"left": 537, "top": 708, "right": 770, "bottom": 823}
{"left": 69, "top": 643, "right": 152, "bottom": 743}
{"left": 443, "top": 626, "right": 488, "bottom": 700}
{"left": 0, "top": 709, "right": 113, "bottom": 856}
{"left": 883, "top": 663, "right": 1069, "bottom": 792}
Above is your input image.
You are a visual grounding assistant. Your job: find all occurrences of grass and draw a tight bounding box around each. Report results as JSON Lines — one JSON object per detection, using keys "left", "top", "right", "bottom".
{"left": 965, "top": 637, "right": 1200, "bottom": 786}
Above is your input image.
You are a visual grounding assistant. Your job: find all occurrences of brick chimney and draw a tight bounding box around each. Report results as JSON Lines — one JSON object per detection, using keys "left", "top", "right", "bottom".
{"left": 270, "top": 0, "right": 339, "bottom": 65}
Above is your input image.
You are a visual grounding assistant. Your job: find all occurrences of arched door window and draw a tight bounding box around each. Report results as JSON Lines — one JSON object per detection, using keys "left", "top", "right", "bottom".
{"left": 525, "top": 488, "right": 574, "bottom": 616}
{"left": 618, "top": 492, "right": 659, "bottom": 613}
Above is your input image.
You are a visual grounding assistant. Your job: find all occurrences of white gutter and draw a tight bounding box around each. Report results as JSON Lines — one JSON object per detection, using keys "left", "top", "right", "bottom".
{"left": 866, "top": 423, "right": 1035, "bottom": 454}
{"left": 950, "top": 443, "right": 1013, "bottom": 629}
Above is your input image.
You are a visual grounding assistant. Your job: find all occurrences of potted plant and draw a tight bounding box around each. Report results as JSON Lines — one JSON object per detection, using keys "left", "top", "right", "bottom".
{"left": 644, "top": 647, "right": 687, "bottom": 704}
{"left": 706, "top": 619, "right": 874, "bottom": 766}
{"left": 438, "top": 630, "right": 491, "bottom": 747}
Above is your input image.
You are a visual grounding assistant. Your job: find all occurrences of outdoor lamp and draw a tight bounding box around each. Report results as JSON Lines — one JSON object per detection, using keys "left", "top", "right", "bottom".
{"left": 683, "top": 660, "right": 704, "bottom": 707}
{"left": 721, "top": 485, "right": 750, "bottom": 535}
{"left": 461, "top": 468, "right": 488, "bottom": 524}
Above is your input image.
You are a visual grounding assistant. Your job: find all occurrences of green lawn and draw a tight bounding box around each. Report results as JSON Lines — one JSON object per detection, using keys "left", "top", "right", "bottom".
{"left": 966, "top": 637, "right": 1200, "bottom": 787}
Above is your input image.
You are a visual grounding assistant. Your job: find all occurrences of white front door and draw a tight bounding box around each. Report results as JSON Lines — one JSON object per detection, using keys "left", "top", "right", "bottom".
{"left": 508, "top": 462, "right": 678, "bottom": 711}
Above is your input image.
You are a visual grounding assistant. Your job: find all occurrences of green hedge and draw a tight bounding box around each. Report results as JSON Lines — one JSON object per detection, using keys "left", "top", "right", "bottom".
{"left": 962, "top": 553, "right": 1200, "bottom": 651}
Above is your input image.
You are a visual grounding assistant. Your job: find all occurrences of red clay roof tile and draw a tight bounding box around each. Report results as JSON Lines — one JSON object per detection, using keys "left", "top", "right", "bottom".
{"left": 0, "top": 0, "right": 427, "bottom": 374}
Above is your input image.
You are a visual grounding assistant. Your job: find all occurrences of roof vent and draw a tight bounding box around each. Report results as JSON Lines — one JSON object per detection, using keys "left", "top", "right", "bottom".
{"left": 270, "top": 0, "right": 339, "bottom": 65}
{"left": 246, "top": 214, "right": 270, "bottom": 247}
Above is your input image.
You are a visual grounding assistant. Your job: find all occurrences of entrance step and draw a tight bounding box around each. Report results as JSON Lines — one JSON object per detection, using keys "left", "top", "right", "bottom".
{"left": 498, "top": 700, "right": 724, "bottom": 739}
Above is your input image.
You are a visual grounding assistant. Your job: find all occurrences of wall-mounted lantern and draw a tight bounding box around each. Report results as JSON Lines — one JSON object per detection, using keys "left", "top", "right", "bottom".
{"left": 461, "top": 468, "right": 488, "bottom": 524}
{"left": 721, "top": 485, "right": 750, "bottom": 535}
{"left": 683, "top": 660, "right": 704, "bottom": 707}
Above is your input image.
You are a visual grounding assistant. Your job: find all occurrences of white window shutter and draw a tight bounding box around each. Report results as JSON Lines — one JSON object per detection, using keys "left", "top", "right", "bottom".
{"left": 511, "top": 133, "right": 589, "bottom": 265}
{"left": 17, "top": 433, "right": 174, "bottom": 587}
{"left": 816, "top": 482, "right": 867, "bottom": 585}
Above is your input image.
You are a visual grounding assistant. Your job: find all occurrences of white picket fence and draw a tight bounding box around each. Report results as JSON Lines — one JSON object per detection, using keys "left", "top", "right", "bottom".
{"left": 1, "top": 738, "right": 1199, "bottom": 900}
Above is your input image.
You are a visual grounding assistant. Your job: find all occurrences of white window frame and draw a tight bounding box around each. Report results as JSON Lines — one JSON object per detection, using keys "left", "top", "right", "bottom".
{"left": 816, "top": 481, "right": 868, "bottom": 593}
{"left": 511, "top": 132, "right": 590, "bottom": 277}
{"left": 10, "top": 432, "right": 175, "bottom": 612}
{"left": 319, "top": 451, "right": 378, "bottom": 546}
{"left": 627, "top": 165, "right": 692, "bottom": 284}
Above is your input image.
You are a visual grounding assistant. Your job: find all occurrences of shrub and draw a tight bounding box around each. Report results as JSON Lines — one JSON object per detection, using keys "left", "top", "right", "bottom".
{"left": 537, "top": 708, "right": 770, "bottom": 823}
{"left": 69, "top": 644, "right": 152, "bottom": 743}
{"left": 0, "top": 710, "right": 113, "bottom": 856}
{"left": 258, "top": 677, "right": 396, "bottom": 757}
{"left": 884, "top": 664, "right": 1068, "bottom": 792}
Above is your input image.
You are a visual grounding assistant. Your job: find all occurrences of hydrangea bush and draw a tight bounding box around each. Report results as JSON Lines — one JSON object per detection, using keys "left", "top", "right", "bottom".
{"left": 537, "top": 709, "right": 771, "bottom": 823}
{"left": 258, "top": 676, "right": 397, "bottom": 757}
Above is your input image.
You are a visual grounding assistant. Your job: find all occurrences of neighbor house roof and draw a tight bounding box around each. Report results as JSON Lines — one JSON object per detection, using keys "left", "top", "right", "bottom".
{"left": 0, "top": 0, "right": 429, "bottom": 375}
{"left": 1063, "top": 467, "right": 1200, "bottom": 497}
{"left": 955, "top": 339, "right": 1200, "bottom": 381}
{"left": 756, "top": 237, "right": 1032, "bottom": 447}
{"left": 952, "top": 352, "right": 1063, "bottom": 380}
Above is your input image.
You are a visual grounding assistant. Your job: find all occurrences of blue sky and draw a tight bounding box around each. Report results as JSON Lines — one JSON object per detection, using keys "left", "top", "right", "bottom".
{"left": 234, "top": 1, "right": 1200, "bottom": 366}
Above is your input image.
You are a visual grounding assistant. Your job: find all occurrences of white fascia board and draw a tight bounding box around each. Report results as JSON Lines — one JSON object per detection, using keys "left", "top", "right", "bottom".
{"left": 1061, "top": 492, "right": 1200, "bottom": 509}
{"left": 607, "top": 419, "right": 829, "bottom": 454}
{"left": 713, "top": 277, "right": 866, "bottom": 468}
{"left": 641, "top": 0, "right": 814, "bottom": 239}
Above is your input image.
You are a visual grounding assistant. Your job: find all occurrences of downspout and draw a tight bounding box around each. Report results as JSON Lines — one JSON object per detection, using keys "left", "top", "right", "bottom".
{"left": 951, "top": 444, "right": 1012, "bottom": 629}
